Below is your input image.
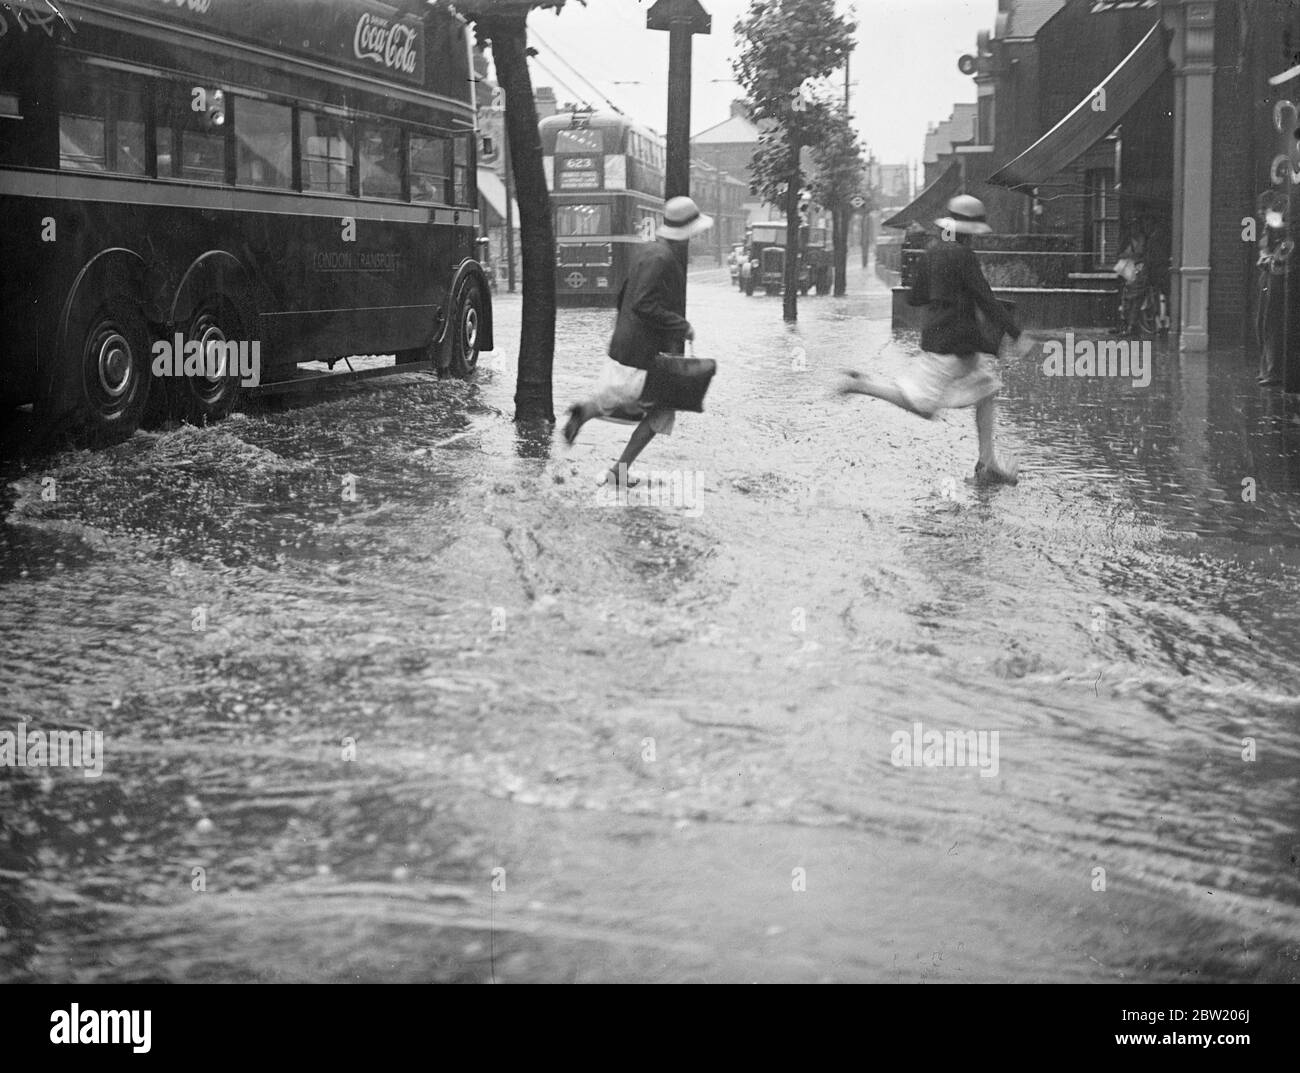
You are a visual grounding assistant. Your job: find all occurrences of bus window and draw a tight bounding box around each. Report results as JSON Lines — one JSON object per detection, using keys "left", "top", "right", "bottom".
{"left": 636, "top": 207, "right": 662, "bottom": 240}
{"left": 556, "top": 204, "right": 609, "bottom": 236}
{"left": 410, "top": 134, "right": 449, "bottom": 203}
{"left": 452, "top": 134, "right": 470, "bottom": 205}
{"left": 156, "top": 84, "right": 225, "bottom": 183}
{"left": 556, "top": 127, "right": 602, "bottom": 155}
{"left": 59, "top": 67, "right": 145, "bottom": 175}
{"left": 359, "top": 121, "right": 403, "bottom": 199}
{"left": 235, "top": 98, "right": 292, "bottom": 189}
{"left": 301, "top": 112, "right": 354, "bottom": 194}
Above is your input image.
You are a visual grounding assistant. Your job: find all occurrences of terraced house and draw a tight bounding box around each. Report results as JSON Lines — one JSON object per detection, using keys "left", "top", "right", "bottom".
{"left": 889, "top": 0, "right": 1300, "bottom": 379}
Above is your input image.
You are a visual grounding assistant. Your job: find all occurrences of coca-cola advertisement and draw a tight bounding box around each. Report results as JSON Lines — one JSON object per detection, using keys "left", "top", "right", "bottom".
{"left": 100, "top": 0, "right": 426, "bottom": 86}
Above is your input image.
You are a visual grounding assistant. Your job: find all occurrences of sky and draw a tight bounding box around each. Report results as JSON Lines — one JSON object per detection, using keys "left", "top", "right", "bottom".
{"left": 503, "top": 0, "right": 996, "bottom": 167}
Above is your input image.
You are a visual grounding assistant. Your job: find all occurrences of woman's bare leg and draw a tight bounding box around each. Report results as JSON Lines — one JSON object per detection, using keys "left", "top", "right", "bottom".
{"left": 838, "top": 370, "right": 934, "bottom": 418}
{"left": 601, "top": 416, "right": 656, "bottom": 484}
{"left": 974, "top": 395, "right": 1019, "bottom": 483}
{"left": 975, "top": 395, "right": 996, "bottom": 466}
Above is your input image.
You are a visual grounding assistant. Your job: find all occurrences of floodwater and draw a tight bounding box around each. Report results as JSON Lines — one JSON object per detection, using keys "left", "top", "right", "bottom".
{"left": 2, "top": 264, "right": 1299, "bottom": 982}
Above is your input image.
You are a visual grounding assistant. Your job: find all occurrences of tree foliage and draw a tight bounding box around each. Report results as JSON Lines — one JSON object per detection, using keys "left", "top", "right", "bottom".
{"left": 809, "top": 107, "right": 865, "bottom": 213}
{"left": 733, "top": 0, "right": 855, "bottom": 320}
{"left": 810, "top": 106, "right": 865, "bottom": 296}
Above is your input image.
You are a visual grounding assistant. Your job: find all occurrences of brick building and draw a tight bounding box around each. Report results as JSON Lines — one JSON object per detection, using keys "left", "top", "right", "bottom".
{"left": 691, "top": 100, "right": 765, "bottom": 227}
{"left": 923, "top": 104, "right": 979, "bottom": 189}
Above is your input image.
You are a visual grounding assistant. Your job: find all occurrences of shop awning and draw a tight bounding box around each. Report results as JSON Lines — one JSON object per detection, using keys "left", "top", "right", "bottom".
{"left": 987, "top": 20, "right": 1168, "bottom": 192}
{"left": 477, "top": 167, "right": 518, "bottom": 224}
{"left": 883, "top": 161, "right": 961, "bottom": 230}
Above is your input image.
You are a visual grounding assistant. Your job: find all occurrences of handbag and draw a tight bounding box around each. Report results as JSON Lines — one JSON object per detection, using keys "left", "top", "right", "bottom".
{"left": 640, "top": 343, "right": 716, "bottom": 412}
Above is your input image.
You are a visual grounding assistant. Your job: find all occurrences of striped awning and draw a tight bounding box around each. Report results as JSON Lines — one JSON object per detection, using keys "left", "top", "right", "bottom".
{"left": 988, "top": 20, "right": 1168, "bottom": 192}
{"left": 883, "top": 162, "right": 962, "bottom": 231}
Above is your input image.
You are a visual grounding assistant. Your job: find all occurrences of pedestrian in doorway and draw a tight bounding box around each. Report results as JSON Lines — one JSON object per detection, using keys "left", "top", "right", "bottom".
{"left": 1114, "top": 216, "right": 1150, "bottom": 335}
{"left": 1256, "top": 193, "right": 1288, "bottom": 386}
{"left": 838, "top": 194, "right": 1031, "bottom": 485}
{"left": 562, "top": 196, "right": 714, "bottom": 486}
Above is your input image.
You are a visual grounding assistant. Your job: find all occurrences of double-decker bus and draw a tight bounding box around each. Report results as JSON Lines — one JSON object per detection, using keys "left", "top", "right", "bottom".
{"left": 0, "top": 0, "right": 492, "bottom": 444}
{"left": 539, "top": 109, "right": 665, "bottom": 306}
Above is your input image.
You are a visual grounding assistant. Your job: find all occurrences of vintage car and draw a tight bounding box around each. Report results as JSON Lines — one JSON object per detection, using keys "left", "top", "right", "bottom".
{"left": 742, "top": 222, "right": 834, "bottom": 296}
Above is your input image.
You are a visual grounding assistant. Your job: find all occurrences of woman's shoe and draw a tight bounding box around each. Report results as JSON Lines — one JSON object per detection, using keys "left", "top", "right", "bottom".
{"left": 975, "top": 457, "right": 1019, "bottom": 486}
{"left": 597, "top": 466, "right": 640, "bottom": 489}
{"left": 562, "top": 404, "right": 584, "bottom": 445}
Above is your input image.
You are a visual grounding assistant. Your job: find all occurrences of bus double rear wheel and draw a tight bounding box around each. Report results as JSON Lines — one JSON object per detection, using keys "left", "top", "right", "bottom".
{"left": 55, "top": 294, "right": 152, "bottom": 446}
{"left": 167, "top": 300, "right": 245, "bottom": 424}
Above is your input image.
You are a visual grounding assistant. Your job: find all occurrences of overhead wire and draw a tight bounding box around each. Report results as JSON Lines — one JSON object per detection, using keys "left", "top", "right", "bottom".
{"left": 528, "top": 26, "right": 627, "bottom": 117}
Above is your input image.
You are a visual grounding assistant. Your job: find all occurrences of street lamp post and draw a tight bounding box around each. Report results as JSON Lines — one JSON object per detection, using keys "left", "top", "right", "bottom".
{"left": 648, "top": 0, "right": 711, "bottom": 303}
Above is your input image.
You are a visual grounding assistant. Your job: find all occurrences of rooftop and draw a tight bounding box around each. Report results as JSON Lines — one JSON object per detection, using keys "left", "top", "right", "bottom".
{"left": 994, "top": 0, "right": 1067, "bottom": 41}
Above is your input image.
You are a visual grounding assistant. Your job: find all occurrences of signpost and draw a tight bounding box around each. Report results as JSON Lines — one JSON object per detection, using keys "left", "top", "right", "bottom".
{"left": 648, "top": 0, "right": 711, "bottom": 305}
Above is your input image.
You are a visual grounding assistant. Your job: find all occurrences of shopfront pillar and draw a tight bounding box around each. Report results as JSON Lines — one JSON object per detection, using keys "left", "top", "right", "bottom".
{"left": 1162, "top": 0, "right": 1216, "bottom": 352}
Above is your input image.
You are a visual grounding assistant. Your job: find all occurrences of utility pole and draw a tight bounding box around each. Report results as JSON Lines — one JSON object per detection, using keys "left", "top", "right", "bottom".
{"left": 503, "top": 124, "right": 517, "bottom": 293}
{"left": 648, "top": 0, "right": 711, "bottom": 306}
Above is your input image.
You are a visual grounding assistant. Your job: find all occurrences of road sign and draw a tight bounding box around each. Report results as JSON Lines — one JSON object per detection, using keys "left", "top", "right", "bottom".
{"left": 849, "top": 194, "right": 866, "bottom": 210}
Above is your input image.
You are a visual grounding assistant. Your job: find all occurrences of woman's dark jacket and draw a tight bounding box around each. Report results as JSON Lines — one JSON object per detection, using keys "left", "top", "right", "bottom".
{"left": 608, "top": 239, "right": 692, "bottom": 370}
{"left": 908, "top": 238, "right": 1020, "bottom": 356}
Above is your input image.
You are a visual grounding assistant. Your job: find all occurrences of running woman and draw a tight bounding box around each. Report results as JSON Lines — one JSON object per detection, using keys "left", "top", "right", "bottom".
{"left": 562, "top": 196, "right": 713, "bottom": 487}
{"left": 839, "top": 194, "right": 1031, "bottom": 485}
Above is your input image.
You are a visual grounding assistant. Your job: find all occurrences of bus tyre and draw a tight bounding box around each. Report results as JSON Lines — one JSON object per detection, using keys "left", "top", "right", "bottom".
{"left": 167, "top": 300, "right": 244, "bottom": 424}
{"left": 57, "top": 294, "right": 152, "bottom": 446}
{"left": 441, "top": 278, "right": 483, "bottom": 378}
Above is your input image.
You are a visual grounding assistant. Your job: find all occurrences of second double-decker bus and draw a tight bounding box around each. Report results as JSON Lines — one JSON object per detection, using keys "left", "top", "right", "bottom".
{"left": 539, "top": 109, "right": 665, "bottom": 306}
{"left": 0, "top": 0, "right": 493, "bottom": 444}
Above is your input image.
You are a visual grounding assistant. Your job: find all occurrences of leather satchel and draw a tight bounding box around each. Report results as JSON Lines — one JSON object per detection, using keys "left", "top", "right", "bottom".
{"left": 641, "top": 351, "right": 717, "bottom": 412}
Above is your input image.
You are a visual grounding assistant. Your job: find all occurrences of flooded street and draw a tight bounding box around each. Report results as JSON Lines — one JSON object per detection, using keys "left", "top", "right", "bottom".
{"left": 3, "top": 263, "right": 1299, "bottom": 982}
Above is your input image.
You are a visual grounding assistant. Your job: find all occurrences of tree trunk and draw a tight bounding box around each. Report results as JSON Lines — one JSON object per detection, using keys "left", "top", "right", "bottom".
{"left": 783, "top": 141, "right": 801, "bottom": 323}
{"left": 832, "top": 206, "right": 848, "bottom": 296}
{"left": 482, "top": 15, "right": 555, "bottom": 423}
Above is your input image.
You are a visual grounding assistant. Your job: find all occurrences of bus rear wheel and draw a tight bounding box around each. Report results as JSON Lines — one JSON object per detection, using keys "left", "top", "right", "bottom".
{"left": 57, "top": 295, "right": 152, "bottom": 445}
{"left": 167, "top": 300, "right": 245, "bottom": 424}
{"left": 442, "top": 278, "right": 483, "bottom": 378}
